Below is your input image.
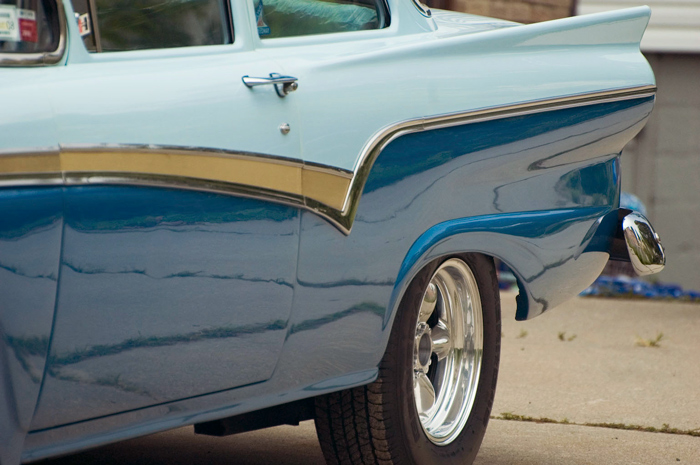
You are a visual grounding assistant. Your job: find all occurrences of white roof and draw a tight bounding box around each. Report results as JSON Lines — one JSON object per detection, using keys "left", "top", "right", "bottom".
{"left": 577, "top": 0, "right": 700, "bottom": 53}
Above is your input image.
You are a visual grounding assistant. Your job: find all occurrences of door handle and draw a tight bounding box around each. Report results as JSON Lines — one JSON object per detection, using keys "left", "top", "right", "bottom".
{"left": 242, "top": 73, "right": 299, "bottom": 98}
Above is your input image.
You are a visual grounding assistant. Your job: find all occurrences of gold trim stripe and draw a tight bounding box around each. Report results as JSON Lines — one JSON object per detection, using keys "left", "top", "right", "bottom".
{"left": 62, "top": 150, "right": 305, "bottom": 199}
{"left": 0, "top": 153, "right": 60, "bottom": 174}
{"left": 0, "top": 147, "right": 352, "bottom": 213}
{"left": 0, "top": 85, "right": 656, "bottom": 235}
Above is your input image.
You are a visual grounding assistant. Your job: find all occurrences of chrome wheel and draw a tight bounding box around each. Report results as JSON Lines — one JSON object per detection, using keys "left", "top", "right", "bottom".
{"left": 413, "top": 258, "right": 484, "bottom": 445}
{"left": 315, "top": 253, "right": 499, "bottom": 465}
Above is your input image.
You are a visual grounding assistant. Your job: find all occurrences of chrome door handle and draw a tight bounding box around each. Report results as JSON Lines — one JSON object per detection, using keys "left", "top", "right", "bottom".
{"left": 242, "top": 73, "right": 299, "bottom": 98}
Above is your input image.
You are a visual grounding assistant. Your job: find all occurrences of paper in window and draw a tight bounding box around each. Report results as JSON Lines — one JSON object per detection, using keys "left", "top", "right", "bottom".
{"left": 255, "top": 0, "right": 270, "bottom": 36}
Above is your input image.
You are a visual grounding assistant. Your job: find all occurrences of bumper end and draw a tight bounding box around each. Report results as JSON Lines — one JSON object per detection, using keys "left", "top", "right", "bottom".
{"left": 610, "top": 210, "right": 665, "bottom": 276}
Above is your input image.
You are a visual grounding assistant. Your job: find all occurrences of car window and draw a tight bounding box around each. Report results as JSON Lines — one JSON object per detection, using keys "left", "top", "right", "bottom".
{"left": 255, "top": 0, "right": 389, "bottom": 39}
{"left": 70, "top": 0, "right": 233, "bottom": 52}
{"left": 0, "top": 0, "right": 61, "bottom": 54}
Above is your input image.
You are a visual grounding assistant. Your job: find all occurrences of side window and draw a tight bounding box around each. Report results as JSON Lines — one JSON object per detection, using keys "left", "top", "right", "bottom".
{"left": 70, "top": 0, "right": 233, "bottom": 52}
{"left": 0, "top": 0, "right": 61, "bottom": 54}
{"left": 255, "top": 0, "right": 389, "bottom": 39}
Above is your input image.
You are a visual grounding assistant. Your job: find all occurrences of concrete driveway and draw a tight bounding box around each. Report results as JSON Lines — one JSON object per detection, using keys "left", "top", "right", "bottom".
{"left": 41, "top": 294, "right": 700, "bottom": 465}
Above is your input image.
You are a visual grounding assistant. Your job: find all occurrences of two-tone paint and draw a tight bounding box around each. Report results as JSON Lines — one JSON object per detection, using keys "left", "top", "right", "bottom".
{"left": 0, "top": 1, "right": 656, "bottom": 463}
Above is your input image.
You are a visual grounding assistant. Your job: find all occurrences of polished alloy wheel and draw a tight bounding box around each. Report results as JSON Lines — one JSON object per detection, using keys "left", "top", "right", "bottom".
{"left": 413, "top": 258, "right": 484, "bottom": 445}
{"left": 315, "top": 253, "right": 499, "bottom": 465}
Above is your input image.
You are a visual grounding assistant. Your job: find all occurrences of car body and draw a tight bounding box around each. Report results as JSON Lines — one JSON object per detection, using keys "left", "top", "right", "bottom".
{"left": 0, "top": 1, "right": 665, "bottom": 464}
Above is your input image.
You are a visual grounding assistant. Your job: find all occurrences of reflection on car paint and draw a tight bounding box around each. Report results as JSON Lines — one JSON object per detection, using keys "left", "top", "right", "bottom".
{"left": 30, "top": 188, "right": 300, "bottom": 429}
{"left": 280, "top": 96, "right": 653, "bottom": 403}
{"left": 0, "top": 188, "right": 63, "bottom": 434}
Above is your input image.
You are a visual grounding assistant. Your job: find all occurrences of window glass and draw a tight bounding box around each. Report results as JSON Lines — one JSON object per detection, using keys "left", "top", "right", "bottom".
{"left": 0, "top": 0, "right": 60, "bottom": 54}
{"left": 70, "top": 0, "right": 233, "bottom": 52}
{"left": 255, "top": 0, "right": 388, "bottom": 39}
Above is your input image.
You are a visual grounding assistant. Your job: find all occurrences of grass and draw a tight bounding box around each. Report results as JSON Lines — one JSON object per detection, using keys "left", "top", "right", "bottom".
{"left": 516, "top": 329, "right": 528, "bottom": 339}
{"left": 493, "top": 412, "right": 700, "bottom": 438}
{"left": 557, "top": 331, "right": 577, "bottom": 342}
{"left": 635, "top": 332, "right": 664, "bottom": 348}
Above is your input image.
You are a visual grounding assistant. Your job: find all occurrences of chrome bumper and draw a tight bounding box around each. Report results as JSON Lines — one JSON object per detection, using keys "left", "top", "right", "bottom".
{"left": 609, "top": 209, "right": 666, "bottom": 276}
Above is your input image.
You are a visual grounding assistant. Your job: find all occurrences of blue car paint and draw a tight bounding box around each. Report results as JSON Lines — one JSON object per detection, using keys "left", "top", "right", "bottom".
{"left": 30, "top": 188, "right": 300, "bottom": 430}
{"left": 14, "top": 95, "right": 655, "bottom": 461}
{"left": 287, "top": 97, "right": 651, "bottom": 384}
{"left": 395, "top": 206, "right": 613, "bottom": 320}
{"left": 0, "top": 188, "right": 63, "bottom": 465}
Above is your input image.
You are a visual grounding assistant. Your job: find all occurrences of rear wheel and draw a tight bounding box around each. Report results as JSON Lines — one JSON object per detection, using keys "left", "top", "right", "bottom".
{"left": 315, "top": 254, "right": 500, "bottom": 465}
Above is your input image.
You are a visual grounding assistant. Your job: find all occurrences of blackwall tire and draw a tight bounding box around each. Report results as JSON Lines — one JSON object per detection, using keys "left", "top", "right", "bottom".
{"left": 314, "top": 253, "right": 501, "bottom": 465}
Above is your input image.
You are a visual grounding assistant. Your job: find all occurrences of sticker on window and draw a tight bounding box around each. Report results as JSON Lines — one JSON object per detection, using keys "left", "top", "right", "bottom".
{"left": 0, "top": 5, "right": 19, "bottom": 42}
{"left": 254, "top": 0, "right": 270, "bottom": 36}
{"left": 75, "top": 12, "right": 91, "bottom": 37}
{"left": 18, "top": 9, "right": 37, "bottom": 43}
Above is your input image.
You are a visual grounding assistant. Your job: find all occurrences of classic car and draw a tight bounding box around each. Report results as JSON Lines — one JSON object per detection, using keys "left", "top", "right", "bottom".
{"left": 0, "top": 0, "right": 665, "bottom": 464}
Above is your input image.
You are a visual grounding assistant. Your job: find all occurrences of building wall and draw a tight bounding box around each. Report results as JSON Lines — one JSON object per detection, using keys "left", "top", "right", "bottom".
{"left": 577, "top": 0, "right": 700, "bottom": 53}
{"left": 427, "top": 0, "right": 575, "bottom": 23}
{"left": 621, "top": 54, "right": 700, "bottom": 290}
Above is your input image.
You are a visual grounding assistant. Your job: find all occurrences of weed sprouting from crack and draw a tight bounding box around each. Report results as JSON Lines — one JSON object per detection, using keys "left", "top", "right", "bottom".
{"left": 557, "top": 331, "right": 577, "bottom": 342}
{"left": 635, "top": 332, "right": 664, "bottom": 348}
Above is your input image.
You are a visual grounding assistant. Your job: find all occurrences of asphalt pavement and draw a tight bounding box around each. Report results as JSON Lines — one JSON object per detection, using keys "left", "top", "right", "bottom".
{"left": 42, "top": 294, "right": 700, "bottom": 465}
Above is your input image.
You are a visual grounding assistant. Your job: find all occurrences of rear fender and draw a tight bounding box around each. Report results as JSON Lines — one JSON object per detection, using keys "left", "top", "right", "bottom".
{"left": 389, "top": 207, "right": 613, "bottom": 322}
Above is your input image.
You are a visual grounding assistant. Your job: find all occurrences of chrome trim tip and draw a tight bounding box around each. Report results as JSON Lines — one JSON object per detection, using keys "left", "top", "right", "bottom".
{"left": 622, "top": 212, "right": 666, "bottom": 276}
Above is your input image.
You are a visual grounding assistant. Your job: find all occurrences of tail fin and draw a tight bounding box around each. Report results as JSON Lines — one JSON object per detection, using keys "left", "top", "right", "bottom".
{"left": 514, "top": 6, "right": 651, "bottom": 48}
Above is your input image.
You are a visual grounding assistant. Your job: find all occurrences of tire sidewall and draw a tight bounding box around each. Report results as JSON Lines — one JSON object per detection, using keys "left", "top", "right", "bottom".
{"left": 387, "top": 253, "right": 501, "bottom": 465}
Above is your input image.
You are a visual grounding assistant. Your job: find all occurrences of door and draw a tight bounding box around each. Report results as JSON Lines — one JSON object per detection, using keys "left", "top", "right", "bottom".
{"left": 31, "top": 0, "right": 303, "bottom": 429}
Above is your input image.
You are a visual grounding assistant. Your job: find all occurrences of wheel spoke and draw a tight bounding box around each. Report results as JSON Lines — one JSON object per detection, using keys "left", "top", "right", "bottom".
{"left": 431, "top": 321, "right": 452, "bottom": 361}
{"left": 418, "top": 282, "right": 438, "bottom": 323}
{"left": 411, "top": 258, "right": 486, "bottom": 446}
{"left": 414, "top": 372, "right": 436, "bottom": 415}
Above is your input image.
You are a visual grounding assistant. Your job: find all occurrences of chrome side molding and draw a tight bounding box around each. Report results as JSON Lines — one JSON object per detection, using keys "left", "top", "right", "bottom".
{"left": 621, "top": 211, "right": 666, "bottom": 276}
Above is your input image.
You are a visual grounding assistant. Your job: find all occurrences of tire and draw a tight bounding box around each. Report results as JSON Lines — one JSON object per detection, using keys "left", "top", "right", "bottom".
{"left": 314, "top": 254, "right": 501, "bottom": 465}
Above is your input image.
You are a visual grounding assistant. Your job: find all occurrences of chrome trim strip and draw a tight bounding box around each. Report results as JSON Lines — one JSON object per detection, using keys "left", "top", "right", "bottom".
{"left": 411, "top": 0, "right": 432, "bottom": 17}
{"left": 0, "top": 86, "right": 655, "bottom": 234}
{"left": 0, "top": 173, "right": 63, "bottom": 187}
{"left": 0, "top": 0, "right": 68, "bottom": 66}
{"left": 63, "top": 171, "right": 353, "bottom": 234}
